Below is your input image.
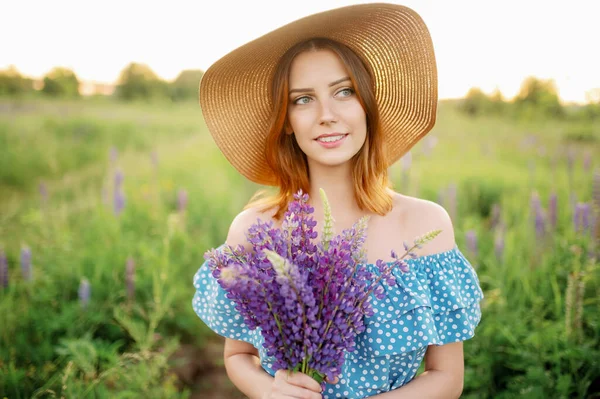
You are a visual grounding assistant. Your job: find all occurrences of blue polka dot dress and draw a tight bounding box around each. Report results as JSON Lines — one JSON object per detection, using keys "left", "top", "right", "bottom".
{"left": 192, "top": 245, "right": 484, "bottom": 398}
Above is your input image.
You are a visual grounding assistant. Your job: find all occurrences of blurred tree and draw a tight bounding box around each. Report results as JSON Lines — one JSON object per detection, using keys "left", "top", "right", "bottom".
{"left": 514, "top": 76, "right": 564, "bottom": 118}
{"left": 115, "top": 63, "right": 168, "bottom": 101}
{"left": 0, "top": 65, "right": 34, "bottom": 96}
{"left": 459, "top": 87, "right": 493, "bottom": 116}
{"left": 42, "top": 67, "right": 80, "bottom": 97}
{"left": 169, "top": 69, "right": 204, "bottom": 101}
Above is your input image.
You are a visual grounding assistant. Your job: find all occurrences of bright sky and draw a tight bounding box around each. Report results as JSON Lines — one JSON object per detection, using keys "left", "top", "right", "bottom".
{"left": 2, "top": 0, "right": 599, "bottom": 103}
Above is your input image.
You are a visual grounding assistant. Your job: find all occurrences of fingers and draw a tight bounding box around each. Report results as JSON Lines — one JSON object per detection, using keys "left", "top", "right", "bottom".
{"left": 272, "top": 370, "right": 323, "bottom": 398}
{"left": 325, "top": 375, "right": 339, "bottom": 384}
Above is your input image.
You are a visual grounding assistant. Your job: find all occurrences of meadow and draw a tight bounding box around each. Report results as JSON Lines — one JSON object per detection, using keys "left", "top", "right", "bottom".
{"left": 0, "top": 96, "right": 598, "bottom": 399}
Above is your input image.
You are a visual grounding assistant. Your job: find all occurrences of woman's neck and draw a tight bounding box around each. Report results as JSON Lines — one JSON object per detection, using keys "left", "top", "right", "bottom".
{"left": 307, "top": 164, "right": 366, "bottom": 227}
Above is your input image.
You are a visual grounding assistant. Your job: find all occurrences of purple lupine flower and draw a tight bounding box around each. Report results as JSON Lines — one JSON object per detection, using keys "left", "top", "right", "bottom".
{"left": 466, "top": 230, "right": 478, "bottom": 257}
{"left": 114, "top": 169, "right": 124, "bottom": 189}
{"left": 574, "top": 203, "right": 591, "bottom": 235}
{"left": 126, "top": 257, "right": 135, "bottom": 300}
{"left": 594, "top": 170, "right": 600, "bottom": 237}
{"left": 177, "top": 189, "right": 188, "bottom": 212}
{"left": 20, "top": 246, "right": 32, "bottom": 281}
{"left": 581, "top": 203, "right": 591, "bottom": 234}
{"left": 0, "top": 249, "right": 8, "bottom": 289}
{"left": 494, "top": 230, "right": 505, "bottom": 263}
{"left": 531, "top": 192, "right": 546, "bottom": 238}
{"left": 530, "top": 192, "right": 541, "bottom": 216}
{"left": 573, "top": 203, "right": 583, "bottom": 233}
{"left": 114, "top": 188, "right": 126, "bottom": 216}
{"left": 548, "top": 192, "right": 558, "bottom": 230}
{"left": 535, "top": 207, "right": 546, "bottom": 238}
{"left": 78, "top": 278, "right": 90, "bottom": 308}
{"left": 204, "top": 189, "right": 438, "bottom": 386}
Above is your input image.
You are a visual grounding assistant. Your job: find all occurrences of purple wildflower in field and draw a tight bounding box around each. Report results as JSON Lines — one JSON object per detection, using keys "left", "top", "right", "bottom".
{"left": 78, "top": 278, "right": 90, "bottom": 308}
{"left": 204, "top": 189, "right": 438, "bottom": 385}
{"left": 114, "top": 169, "right": 124, "bottom": 189}
{"left": 114, "top": 189, "right": 126, "bottom": 216}
{"left": 20, "top": 246, "right": 32, "bottom": 281}
{"left": 126, "top": 257, "right": 135, "bottom": 300}
{"left": 574, "top": 203, "right": 591, "bottom": 235}
{"left": 531, "top": 192, "right": 546, "bottom": 238}
{"left": 0, "top": 249, "right": 8, "bottom": 289}
{"left": 581, "top": 203, "right": 591, "bottom": 234}
{"left": 594, "top": 169, "right": 600, "bottom": 221}
{"left": 177, "top": 189, "right": 188, "bottom": 212}
{"left": 548, "top": 192, "right": 557, "bottom": 230}
{"left": 466, "top": 230, "right": 478, "bottom": 257}
{"left": 534, "top": 207, "right": 546, "bottom": 238}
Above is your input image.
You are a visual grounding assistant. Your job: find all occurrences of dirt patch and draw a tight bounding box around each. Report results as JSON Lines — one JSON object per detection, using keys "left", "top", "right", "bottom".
{"left": 169, "top": 336, "right": 248, "bottom": 399}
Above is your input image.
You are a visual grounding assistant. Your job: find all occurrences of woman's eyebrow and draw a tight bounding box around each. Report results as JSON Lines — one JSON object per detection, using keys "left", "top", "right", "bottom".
{"left": 289, "top": 76, "right": 351, "bottom": 94}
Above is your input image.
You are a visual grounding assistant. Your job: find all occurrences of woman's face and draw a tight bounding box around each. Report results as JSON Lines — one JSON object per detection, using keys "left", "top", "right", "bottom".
{"left": 286, "top": 49, "right": 367, "bottom": 169}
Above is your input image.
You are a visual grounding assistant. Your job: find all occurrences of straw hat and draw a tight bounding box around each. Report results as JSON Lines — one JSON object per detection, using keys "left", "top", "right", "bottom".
{"left": 199, "top": 3, "right": 438, "bottom": 186}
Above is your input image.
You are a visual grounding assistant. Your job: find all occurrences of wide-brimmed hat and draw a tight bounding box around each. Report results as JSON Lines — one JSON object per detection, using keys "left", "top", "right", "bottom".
{"left": 199, "top": 3, "right": 438, "bottom": 186}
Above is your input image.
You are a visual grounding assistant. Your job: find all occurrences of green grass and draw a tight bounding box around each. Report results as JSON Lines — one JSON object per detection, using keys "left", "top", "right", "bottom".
{"left": 0, "top": 97, "right": 598, "bottom": 398}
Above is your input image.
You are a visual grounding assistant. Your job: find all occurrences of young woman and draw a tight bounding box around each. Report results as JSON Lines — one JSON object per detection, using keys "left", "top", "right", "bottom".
{"left": 193, "top": 4, "right": 484, "bottom": 398}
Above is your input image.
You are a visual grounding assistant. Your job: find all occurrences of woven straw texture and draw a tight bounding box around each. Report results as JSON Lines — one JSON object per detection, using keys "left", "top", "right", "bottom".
{"left": 200, "top": 3, "right": 438, "bottom": 186}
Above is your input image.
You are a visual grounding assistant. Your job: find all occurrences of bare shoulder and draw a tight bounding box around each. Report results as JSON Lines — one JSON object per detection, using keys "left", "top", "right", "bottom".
{"left": 392, "top": 193, "right": 456, "bottom": 256}
{"left": 225, "top": 204, "right": 278, "bottom": 250}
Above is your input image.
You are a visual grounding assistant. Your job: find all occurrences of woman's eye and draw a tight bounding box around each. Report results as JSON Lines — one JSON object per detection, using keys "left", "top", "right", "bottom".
{"left": 337, "top": 88, "right": 354, "bottom": 97}
{"left": 294, "top": 96, "right": 311, "bottom": 105}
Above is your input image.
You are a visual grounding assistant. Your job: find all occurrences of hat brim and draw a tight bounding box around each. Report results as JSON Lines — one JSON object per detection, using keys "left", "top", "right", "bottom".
{"left": 200, "top": 3, "right": 438, "bottom": 186}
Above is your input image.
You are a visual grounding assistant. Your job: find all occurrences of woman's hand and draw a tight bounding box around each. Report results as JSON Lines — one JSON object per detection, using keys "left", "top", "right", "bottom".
{"left": 264, "top": 369, "right": 323, "bottom": 399}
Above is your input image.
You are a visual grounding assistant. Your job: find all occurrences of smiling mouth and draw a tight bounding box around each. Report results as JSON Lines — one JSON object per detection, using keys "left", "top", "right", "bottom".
{"left": 316, "top": 134, "right": 348, "bottom": 143}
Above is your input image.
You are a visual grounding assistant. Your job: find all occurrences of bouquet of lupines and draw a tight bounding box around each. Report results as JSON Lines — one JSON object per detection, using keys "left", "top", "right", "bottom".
{"left": 204, "top": 189, "right": 441, "bottom": 384}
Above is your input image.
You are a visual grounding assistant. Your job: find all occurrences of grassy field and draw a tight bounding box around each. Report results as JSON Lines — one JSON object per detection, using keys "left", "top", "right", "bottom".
{"left": 0, "top": 96, "right": 598, "bottom": 398}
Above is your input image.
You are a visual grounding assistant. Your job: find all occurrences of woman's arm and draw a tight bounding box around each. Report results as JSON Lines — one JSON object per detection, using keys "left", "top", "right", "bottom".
{"left": 224, "top": 338, "right": 275, "bottom": 398}
{"left": 373, "top": 342, "right": 464, "bottom": 399}
{"left": 373, "top": 200, "right": 465, "bottom": 398}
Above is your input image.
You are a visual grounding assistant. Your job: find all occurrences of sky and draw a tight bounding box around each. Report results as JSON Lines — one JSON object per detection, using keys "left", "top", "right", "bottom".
{"left": 2, "top": 0, "right": 599, "bottom": 103}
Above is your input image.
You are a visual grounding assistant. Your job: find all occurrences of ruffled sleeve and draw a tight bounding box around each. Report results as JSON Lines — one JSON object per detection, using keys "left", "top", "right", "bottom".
{"left": 191, "top": 250, "right": 263, "bottom": 349}
{"left": 352, "top": 245, "right": 484, "bottom": 360}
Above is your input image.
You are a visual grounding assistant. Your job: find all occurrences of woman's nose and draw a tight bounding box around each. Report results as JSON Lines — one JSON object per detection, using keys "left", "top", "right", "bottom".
{"left": 318, "top": 98, "right": 338, "bottom": 125}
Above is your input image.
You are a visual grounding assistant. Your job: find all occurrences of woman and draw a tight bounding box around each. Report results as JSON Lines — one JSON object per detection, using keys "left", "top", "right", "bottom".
{"left": 193, "top": 4, "right": 483, "bottom": 398}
